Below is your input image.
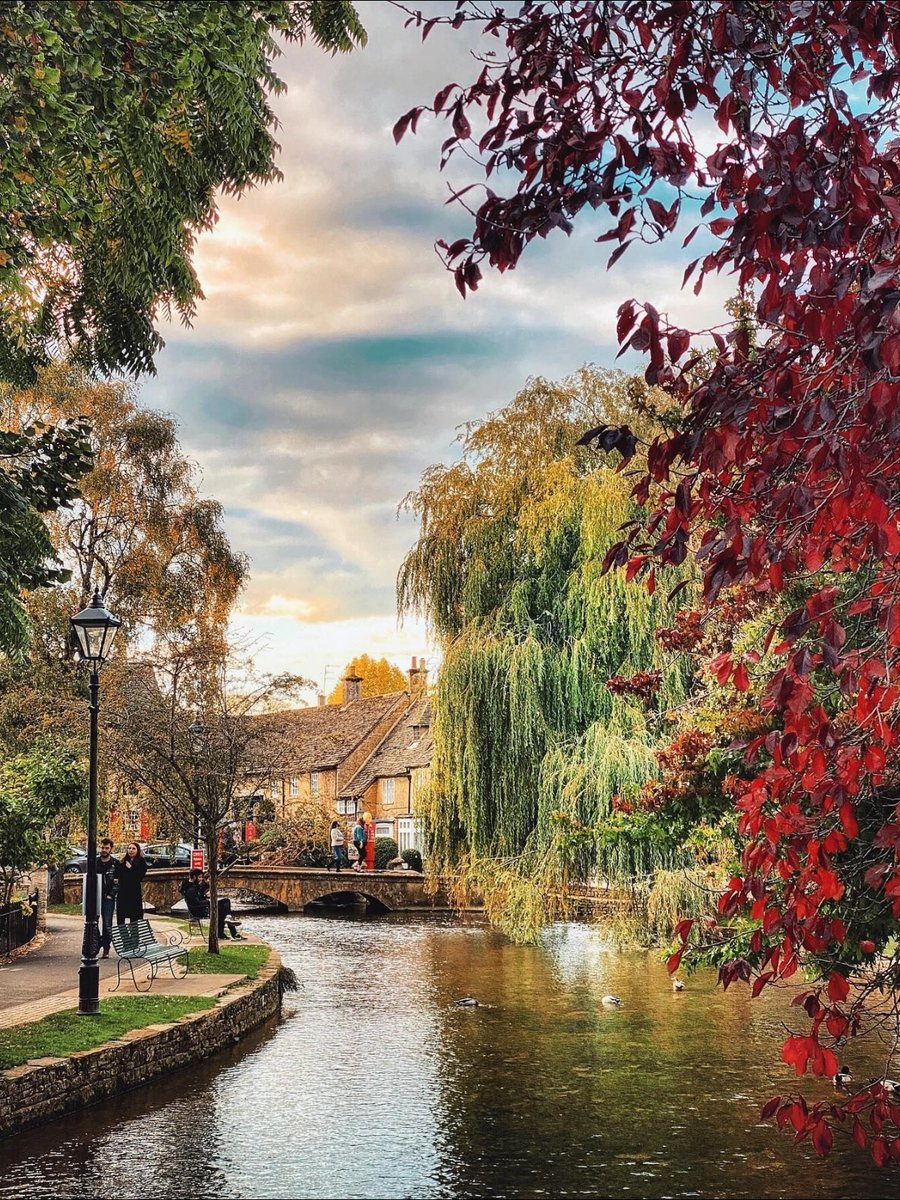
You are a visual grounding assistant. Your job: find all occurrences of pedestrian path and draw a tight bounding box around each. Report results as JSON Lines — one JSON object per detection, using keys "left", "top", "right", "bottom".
{"left": 0, "top": 914, "right": 241, "bottom": 1031}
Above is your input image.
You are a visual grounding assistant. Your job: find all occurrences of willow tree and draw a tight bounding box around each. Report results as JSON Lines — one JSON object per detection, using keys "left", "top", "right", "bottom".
{"left": 399, "top": 368, "right": 693, "bottom": 939}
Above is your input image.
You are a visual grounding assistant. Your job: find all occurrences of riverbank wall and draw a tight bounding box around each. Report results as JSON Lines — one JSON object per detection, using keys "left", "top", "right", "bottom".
{"left": 0, "top": 951, "right": 282, "bottom": 1139}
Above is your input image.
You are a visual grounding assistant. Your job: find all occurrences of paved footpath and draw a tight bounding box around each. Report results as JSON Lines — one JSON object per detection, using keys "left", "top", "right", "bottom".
{"left": 0, "top": 914, "right": 241, "bottom": 1031}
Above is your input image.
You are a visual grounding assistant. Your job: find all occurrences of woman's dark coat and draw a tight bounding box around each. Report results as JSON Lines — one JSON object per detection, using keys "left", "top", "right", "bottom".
{"left": 116, "top": 854, "right": 147, "bottom": 921}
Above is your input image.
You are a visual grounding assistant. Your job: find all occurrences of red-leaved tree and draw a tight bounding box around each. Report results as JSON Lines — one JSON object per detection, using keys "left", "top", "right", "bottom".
{"left": 394, "top": 0, "right": 900, "bottom": 1163}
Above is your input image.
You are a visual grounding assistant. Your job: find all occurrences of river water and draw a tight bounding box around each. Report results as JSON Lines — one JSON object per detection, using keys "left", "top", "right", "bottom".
{"left": 0, "top": 911, "right": 896, "bottom": 1199}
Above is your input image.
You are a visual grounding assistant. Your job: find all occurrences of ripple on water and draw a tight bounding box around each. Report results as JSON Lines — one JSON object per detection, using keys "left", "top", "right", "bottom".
{"left": 0, "top": 913, "right": 895, "bottom": 1199}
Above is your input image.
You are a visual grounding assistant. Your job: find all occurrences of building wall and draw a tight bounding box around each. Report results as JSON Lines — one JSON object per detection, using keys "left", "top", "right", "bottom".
{"left": 282, "top": 768, "right": 337, "bottom": 818}
{"left": 369, "top": 774, "right": 411, "bottom": 821}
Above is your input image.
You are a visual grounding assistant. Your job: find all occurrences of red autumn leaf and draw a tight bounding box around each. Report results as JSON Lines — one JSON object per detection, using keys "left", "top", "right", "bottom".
{"left": 733, "top": 663, "right": 750, "bottom": 692}
{"left": 811, "top": 1120, "right": 834, "bottom": 1158}
{"left": 827, "top": 972, "right": 850, "bottom": 1003}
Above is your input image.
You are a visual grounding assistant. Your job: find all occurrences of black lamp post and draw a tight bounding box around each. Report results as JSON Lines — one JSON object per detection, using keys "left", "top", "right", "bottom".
{"left": 71, "top": 590, "right": 121, "bottom": 1016}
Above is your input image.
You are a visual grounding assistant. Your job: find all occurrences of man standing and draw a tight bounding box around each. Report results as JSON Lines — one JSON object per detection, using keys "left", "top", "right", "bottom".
{"left": 97, "top": 837, "right": 119, "bottom": 958}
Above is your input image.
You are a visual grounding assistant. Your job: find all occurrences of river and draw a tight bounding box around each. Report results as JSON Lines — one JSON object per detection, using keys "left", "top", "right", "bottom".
{"left": 0, "top": 911, "right": 895, "bottom": 1199}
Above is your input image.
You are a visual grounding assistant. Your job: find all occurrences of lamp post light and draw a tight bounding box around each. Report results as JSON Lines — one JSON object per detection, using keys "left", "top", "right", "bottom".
{"left": 70, "top": 590, "right": 121, "bottom": 1016}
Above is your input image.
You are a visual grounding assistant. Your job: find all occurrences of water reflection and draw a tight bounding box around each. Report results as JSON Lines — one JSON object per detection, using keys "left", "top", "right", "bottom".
{"left": 0, "top": 913, "right": 894, "bottom": 1199}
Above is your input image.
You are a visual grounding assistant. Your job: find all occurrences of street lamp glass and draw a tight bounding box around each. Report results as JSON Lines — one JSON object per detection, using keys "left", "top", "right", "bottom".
{"left": 188, "top": 721, "right": 209, "bottom": 753}
{"left": 70, "top": 591, "right": 121, "bottom": 665}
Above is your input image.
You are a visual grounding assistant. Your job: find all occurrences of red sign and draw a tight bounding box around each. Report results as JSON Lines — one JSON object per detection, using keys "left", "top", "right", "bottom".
{"left": 190, "top": 849, "right": 205, "bottom": 872}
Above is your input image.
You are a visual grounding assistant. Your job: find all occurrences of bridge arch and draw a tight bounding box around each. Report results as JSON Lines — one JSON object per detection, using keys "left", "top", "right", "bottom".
{"left": 302, "top": 885, "right": 392, "bottom": 914}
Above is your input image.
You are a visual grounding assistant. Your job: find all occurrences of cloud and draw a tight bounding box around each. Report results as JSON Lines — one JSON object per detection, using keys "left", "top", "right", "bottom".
{"left": 142, "top": 3, "right": 742, "bottom": 688}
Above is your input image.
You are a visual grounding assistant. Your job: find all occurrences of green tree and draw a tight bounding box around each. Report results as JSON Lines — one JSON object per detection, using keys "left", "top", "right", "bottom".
{"left": 0, "top": 1, "right": 366, "bottom": 381}
{"left": 328, "top": 654, "right": 408, "bottom": 704}
{"left": 399, "top": 368, "right": 694, "bottom": 939}
{"left": 0, "top": 1, "right": 365, "bottom": 657}
{"left": 0, "top": 419, "right": 91, "bottom": 655}
{"left": 0, "top": 738, "right": 87, "bottom": 906}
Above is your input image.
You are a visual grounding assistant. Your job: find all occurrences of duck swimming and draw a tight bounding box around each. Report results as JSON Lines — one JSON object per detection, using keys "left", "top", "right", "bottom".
{"left": 672, "top": 978, "right": 685, "bottom": 992}
{"left": 833, "top": 1065, "right": 852, "bottom": 1088}
{"left": 882, "top": 1078, "right": 900, "bottom": 1097}
{"left": 452, "top": 997, "right": 481, "bottom": 1008}
{"left": 601, "top": 995, "right": 623, "bottom": 1007}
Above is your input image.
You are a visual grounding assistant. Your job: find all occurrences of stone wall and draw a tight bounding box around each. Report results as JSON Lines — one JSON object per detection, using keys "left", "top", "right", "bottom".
{"left": 0, "top": 952, "right": 282, "bottom": 1139}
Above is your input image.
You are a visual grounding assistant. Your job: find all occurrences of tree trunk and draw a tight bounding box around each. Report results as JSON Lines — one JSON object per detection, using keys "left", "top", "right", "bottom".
{"left": 47, "top": 865, "right": 65, "bottom": 904}
{"left": 206, "top": 829, "right": 220, "bottom": 954}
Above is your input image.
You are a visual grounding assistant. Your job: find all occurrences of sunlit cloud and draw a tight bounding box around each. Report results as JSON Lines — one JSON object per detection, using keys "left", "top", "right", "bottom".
{"left": 142, "top": 3, "right": 741, "bottom": 687}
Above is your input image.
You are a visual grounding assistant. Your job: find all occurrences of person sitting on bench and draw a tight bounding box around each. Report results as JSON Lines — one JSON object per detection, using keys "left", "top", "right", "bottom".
{"left": 179, "top": 869, "right": 244, "bottom": 939}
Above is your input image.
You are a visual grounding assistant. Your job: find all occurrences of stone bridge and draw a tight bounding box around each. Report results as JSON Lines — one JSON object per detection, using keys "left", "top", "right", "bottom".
{"left": 66, "top": 866, "right": 452, "bottom": 914}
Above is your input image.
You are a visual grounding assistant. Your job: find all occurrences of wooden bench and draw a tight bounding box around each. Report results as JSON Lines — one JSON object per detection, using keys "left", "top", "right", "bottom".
{"left": 110, "top": 919, "right": 188, "bottom": 993}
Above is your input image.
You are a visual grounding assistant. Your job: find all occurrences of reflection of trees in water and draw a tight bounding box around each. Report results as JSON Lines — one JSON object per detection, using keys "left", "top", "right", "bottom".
{"left": 0, "top": 918, "right": 893, "bottom": 1200}
{"left": 422, "top": 922, "right": 887, "bottom": 1200}
{"left": 0, "top": 1019, "right": 278, "bottom": 1199}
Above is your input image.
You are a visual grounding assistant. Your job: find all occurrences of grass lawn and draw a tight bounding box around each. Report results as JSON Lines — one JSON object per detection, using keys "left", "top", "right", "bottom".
{"left": 187, "top": 943, "right": 269, "bottom": 979}
{"left": 47, "top": 903, "right": 82, "bottom": 916}
{"left": 0, "top": 996, "right": 216, "bottom": 1071}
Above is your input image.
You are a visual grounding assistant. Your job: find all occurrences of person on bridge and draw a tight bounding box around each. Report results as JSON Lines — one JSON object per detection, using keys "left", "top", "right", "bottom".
{"left": 116, "top": 842, "right": 147, "bottom": 923}
{"left": 96, "top": 837, "right": 119, "bottom": 957}
{"left": 329, "top": 821, "right": 346, "bottom": 872}
{"left": 352, "top": 816, "right": 367, "bottom": 871}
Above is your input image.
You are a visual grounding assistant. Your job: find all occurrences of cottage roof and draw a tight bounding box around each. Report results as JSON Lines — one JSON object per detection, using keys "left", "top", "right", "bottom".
{"left": 339, "top": 698, "right": 433, "bottom": 798}
{"left": 249, "top": 692, "right": 408, "bottom": 773}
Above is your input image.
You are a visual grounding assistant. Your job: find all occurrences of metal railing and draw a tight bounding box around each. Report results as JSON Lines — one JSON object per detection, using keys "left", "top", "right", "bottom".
{"left": 0, "top": 891, "right": 39, "bottom": 956}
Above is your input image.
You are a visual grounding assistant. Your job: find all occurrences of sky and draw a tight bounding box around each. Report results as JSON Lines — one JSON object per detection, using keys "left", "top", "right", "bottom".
{"left": 142, "top": 1, "right": 735, "bottom": 696}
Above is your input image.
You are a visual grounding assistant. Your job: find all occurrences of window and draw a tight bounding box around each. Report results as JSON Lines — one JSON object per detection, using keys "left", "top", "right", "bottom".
{"left": 337, "top": 798, "right": 355, "bottom": 816}
{"left": 270, "top": 779, "right": 280, "bottom": 800}
{"left": 381, "top": 778, "right": 395, "bottom": 806}
{"left": 290, "top": 777, "right": 299, "bottom": 797}
{"left": 310, "top": 772, "right": 320, "bottom": 796}
{"left": 127, "top": 808, "right": 140, "bottom": 830}
{"left": 397, "top": 818, "right": 422, "bottom": 854}
{"left": 375, "top": 821, "right": 393, "bottom": 840}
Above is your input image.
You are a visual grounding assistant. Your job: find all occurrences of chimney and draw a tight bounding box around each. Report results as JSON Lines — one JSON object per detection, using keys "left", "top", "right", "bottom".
{"left": 409, "top": 656, "right": 428, "bottom": 695}
{"left": 317, "top": 692, "right": 326, "bottom": 707}
{"left": 344, "top": 674, "right": 362, "bottom": 703}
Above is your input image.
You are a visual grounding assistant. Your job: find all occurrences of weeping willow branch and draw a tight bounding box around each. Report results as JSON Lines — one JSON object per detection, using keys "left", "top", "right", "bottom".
{"left": 400, "top": 368, "right": 702, "bottom": 942}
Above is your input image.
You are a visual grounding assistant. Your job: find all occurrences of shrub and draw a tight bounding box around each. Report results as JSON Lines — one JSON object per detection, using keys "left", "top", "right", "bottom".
{"left": 374, "top": 837, "right": 399, "bottom": 870}
{"left": 255, "top": 808, "right": 332, "bottom": 868}
{"left": 401, "top": 848, "right": 423, "bottom": 873}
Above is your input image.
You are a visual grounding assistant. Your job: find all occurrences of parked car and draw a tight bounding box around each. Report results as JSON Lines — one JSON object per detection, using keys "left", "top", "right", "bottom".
{"left": 63, "top": 848, "right": 88, "bottom": 874}
{"left": 146, "top": 842, "right": 193, "bottom": 869}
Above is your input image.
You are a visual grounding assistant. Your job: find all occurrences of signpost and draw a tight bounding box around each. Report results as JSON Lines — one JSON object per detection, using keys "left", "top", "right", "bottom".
{"left": 191, "top": 848, "right": 205, "bottom": 872}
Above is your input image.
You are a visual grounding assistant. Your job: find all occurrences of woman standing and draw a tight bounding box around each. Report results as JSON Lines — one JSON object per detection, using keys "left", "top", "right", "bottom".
{"left": 329, "top": 821, "right": 345, "bottom": 872}
{"left": 116, "top": 842, "right": 147, "bottom": 923}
